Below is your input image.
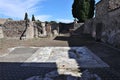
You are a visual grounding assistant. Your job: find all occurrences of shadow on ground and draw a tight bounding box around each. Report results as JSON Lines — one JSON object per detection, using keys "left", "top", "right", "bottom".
{"left": 54, "top": 34, "right": 95, "bottom": 47}
{"left": 0, "top": 62, "right": 59, "bottom": 80}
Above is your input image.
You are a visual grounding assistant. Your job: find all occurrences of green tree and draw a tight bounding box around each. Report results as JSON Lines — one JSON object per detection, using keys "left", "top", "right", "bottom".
{"left": 72, "top": 0, "right": 79, "bottom": 19}
{"left": 35, "top": 20, "right": 41, "bottom": 26}
{"left": 32, "top": 14, "right": 36, "bottom": 21}
{"left": 24, "top": 12, "right": 29, "bottom": 20}
{"left": 88, "top": 0, "right": 95, "bottom": 18}
{"left": 8, "top": 18, "right": 13, "bottom": 20}
{"left": 72, "top": 0, "right": 95, "bottom": 22}
{"left": 50, "top": 21, "right": 57, "bottom": 24}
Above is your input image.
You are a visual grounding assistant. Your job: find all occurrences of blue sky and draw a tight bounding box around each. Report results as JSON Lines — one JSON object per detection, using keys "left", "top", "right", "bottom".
{"left": 0, "top": 0, "right": 100, "bottom": 23}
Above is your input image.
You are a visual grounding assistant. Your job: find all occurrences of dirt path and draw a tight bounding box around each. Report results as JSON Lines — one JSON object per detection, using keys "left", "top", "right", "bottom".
{"left": 0, "top": 37, "right": 68, "bottom": 55}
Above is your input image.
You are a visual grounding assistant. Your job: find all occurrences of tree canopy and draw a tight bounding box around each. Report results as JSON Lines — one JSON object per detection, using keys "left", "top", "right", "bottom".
{"left": 72, "top": 0, "right": 95, "bottom": 22}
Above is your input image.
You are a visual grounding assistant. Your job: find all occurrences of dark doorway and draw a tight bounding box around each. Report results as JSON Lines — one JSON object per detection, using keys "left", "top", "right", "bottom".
{"left": 96, "top": 23, "right": 103, "bottom": 42}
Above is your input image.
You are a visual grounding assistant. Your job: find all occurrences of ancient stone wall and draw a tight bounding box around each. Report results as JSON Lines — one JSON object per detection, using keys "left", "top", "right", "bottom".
{"left": 2, "top": 20, "right": 26, "bottom": 38}
{"left": 108, "top": 0, "right": 120, "bottom": 11}
{"left": 0, "top": 18, "right": 8, "bottom": 25}
{"left": 59, "top": 23, "right": 74, "bottom": 33}
{"left": 109, "top": 7, "right": 120, "bottom": 16}
{"left": 84, "top": 11, "right": 120, "bottom": 47}
{"left": 84, "top": 0, "right": 120, "bottom": 48}
{"left": 96, "top": 0, "right": 120, "bottom": 17}
{"left": 0, "top": 27, "right": 4, "bottom": 38}
{"left": 96, "top": 0, "right": 109, "bottom": 17}
{"left": 1, "top": 20, "right": 60, "bottom": 39}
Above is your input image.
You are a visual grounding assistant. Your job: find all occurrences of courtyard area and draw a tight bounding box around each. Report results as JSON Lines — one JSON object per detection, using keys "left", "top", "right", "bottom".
{"left": 0, "top": 34, "right": 120, "bottom": 80}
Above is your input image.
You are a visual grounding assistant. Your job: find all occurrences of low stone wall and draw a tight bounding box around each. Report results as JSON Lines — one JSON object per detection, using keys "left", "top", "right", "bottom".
{"left": 84, "top": 12, "right": 120, "bottom": 47}
{"left": 2, "top": 20, "right": 26, "bottom": 38}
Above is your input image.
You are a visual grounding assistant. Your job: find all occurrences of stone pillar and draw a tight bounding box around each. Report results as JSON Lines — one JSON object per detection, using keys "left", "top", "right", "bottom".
{"left": 46, "top": 24, "right": 52, "bottom": 37}
{"left": 41, "top": 22, "right": 47, "bottom": 36}
{"left": 26, "top": 21, "right": 34, "bottom": 39}
{"left": 53, "top": 30, "right": 59, "bottom": 36}
{"left": 34, "top": 25, "right": 38, "bottom": 38}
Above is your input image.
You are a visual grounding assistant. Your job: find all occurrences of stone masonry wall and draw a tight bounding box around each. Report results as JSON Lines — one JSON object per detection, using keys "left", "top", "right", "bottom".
{"left": 96, "top": 0, "right": 120, "bottom": 17}
{"left": 108, "top": 0, "right": 120, "bottom": 11}
{"left": 84, "top": 10, "right": 120, "bottom": 47}
{"left": 96, "top": 0, "right": 109, "bottom": 17}
{"left": 2, "top": 20, "right": 60, "bottom": 39}
{"left": 3, "top": 20, "right": 26, "bottom": 38}
{"left": 84, "top": 0, "right": 120, "bottom": 48}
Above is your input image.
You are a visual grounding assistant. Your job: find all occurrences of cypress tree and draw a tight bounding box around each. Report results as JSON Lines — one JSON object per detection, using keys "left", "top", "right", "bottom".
{"left": 72, "top": 0, "right": 95, "bottom": 22}
{"left": 24, "top": 12, "right": 29, "bottom": 21}
{"left": 88, "top": 0, "right": 95, "bottom": 18}
{"left": 32, "top": 15, "right": 36, "bottom": 21}
{"left": 72, "top": 0, "right": 79, "bottom": 18}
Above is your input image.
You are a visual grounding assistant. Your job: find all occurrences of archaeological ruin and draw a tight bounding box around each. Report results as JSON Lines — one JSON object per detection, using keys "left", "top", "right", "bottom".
{"left": 84, "top": 0, "right": 120, "bottom": 48}
{"left": 0, "top": 19, "right": 60, "bottom": 39}
{"left": 1, "top": 0, "right": 120, "bottom": 80}
{"left": 0, "top": 0, "right": 120, "bottom": 48}
{"left": 0, "top": 19, "right": 83, "bottom": 40}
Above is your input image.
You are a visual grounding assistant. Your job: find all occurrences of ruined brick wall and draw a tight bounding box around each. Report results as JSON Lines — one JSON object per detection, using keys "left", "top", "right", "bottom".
{"left": 2, "top": 20, "right": 26, "bottom": 38}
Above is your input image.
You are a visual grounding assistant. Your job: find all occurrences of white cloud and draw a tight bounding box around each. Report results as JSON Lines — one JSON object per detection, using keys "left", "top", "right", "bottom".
{"left": 56, "top": 19, "right": 73, "bottom": 23}
{"left": 35, "top": 15, "right": 52, "bottom": 21}
{"left": 0, "top": 0, "right": 46, "bottom": 19}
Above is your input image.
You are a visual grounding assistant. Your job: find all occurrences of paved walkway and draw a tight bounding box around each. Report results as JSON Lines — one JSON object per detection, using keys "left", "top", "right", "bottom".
{"left": 0, "top": 34, "right": 120, "bottom": 80}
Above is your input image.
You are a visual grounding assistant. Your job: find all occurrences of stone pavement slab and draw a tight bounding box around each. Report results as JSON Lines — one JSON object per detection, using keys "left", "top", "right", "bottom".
{"left": 0, "top": 46, "right": 120, "bottom": 80}
{"left": 0, "top": 47, "right": 38, "bottom": 62}
{"left": 22, "top": 47, "right": 109, "bottom": 68}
